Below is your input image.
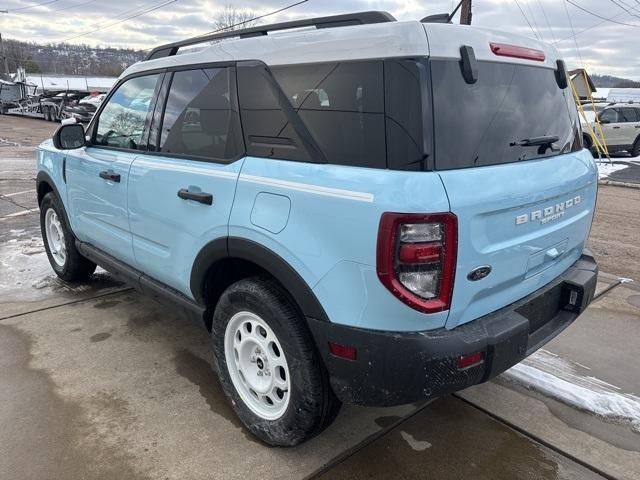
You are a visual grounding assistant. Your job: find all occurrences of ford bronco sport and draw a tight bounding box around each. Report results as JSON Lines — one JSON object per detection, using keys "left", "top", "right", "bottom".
{"left": 36, "top": 11, "right": 598, "bottom": 446}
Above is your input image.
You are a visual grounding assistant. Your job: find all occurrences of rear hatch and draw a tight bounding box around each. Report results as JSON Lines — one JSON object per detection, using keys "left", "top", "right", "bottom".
{"left": 426, "top": 30, "right": 598, "bottom": 329}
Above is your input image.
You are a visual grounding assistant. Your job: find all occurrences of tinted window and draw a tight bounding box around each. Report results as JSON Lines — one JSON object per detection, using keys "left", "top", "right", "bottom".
{"left": 384, "top": 59, "right": 430, "bottom": 170}
{"left": 159, "top": 68, "right": 243, "bottom": 160}
{"left": 272, "top": 61, "right": 386, "bottom": 169}
{"left": 95, "top": 74, "right": 160, "bottom": 149}
{"left": 431, "top": 60, "right": 580, "bottom": 169}
{"left": 600, "top": 108, "right": 620, "bottom": 124}
{"left": 237, "top": 62, "right": 314, "bottom": 163}
{"left": 620, "top": 108, "right": 639, "bottom": 122}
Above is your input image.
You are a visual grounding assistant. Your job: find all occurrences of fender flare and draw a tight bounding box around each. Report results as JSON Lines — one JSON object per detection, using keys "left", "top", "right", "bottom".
{"left": 190, "top": 237, "right": 330, "bottom": 323}
{"left": 36, "top": 170, "right": 62, "bottom": 204}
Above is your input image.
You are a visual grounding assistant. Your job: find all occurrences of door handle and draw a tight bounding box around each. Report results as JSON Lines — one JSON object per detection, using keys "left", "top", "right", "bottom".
{"left": 177, "top": 188, "right": 213, "bottom": 205}
{"left": 635, "top": 125, "right": 640, "bottom": 128}
{"left": 99, "top": 170, "right": 121, "bottom": 182}
{"left": 612, "top": 126, "right": 621, "bottom": 129}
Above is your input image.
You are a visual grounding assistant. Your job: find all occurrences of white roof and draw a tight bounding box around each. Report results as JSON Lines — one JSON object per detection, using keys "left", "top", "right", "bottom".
{"left": 124, "top": 20, "right": 560, "bottom": 78}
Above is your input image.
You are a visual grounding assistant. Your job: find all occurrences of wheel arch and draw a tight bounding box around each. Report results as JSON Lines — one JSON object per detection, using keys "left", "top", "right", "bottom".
{"left": 36, "top": 170, "right": 60, "bottom": 206}
{"left": 191, "top": 237, "right": 330, "bottom": 329}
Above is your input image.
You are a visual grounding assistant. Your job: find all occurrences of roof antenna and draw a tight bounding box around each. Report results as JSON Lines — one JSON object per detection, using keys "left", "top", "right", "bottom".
{"left": 420, "top": 0, "right": 464, "bottom": 24}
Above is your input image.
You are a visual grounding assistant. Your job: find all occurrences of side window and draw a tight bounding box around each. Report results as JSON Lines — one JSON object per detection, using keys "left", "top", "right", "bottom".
{"left": 94, "top": 74, "right": 161, "bottom": 149}
{"left": 272, "top": 61, "right": 386, "bottom": 169}
{"left": 600, "top": 108, "right": 620, "bottom": 124}
{"left": 620, "top": 108, "right": 639, "bottom": 123}
{"left": 159, "top": 68, "right": 243, "bottom": 160}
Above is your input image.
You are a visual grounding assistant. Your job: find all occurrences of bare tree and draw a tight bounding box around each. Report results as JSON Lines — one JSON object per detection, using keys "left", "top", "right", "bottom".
{"left": 212, "top": 5, "right": 257, "bottom": 32}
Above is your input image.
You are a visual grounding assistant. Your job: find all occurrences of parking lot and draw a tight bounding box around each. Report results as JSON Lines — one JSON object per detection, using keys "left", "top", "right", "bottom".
{"left": 1, "top": 115, "right": 639, "bottom": 479}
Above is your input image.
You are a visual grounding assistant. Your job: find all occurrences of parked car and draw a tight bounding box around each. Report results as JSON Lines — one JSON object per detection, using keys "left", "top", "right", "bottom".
{"left": 62, "top": 93, "right": 106, "bottom": 123}
{"left": 36, "top": 11, "right": 598, "bottom": 446}
{"left": 586, "top": 103, "right": 640, "bottom": 156}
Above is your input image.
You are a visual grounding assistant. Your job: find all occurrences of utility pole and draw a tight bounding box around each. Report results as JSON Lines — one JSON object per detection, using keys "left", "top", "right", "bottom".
{"left": 460, "top": 0, "right": 472, "bottom": 25}
{"left": 0, "top": 10, "right": 9, "bottom": 79}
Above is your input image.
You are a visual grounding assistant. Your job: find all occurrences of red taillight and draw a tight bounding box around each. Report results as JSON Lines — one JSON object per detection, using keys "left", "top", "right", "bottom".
{"left": 457, "top": 351, "right": 485, "bottom": 370}
{"left": 328, "top": 342, "right": 357, "bottom": 361}
{"left": 377, "top": 213, "right": 457, "bottom": 314}
{"left": 489, "top": 42, "right": 545, "bottom": 62}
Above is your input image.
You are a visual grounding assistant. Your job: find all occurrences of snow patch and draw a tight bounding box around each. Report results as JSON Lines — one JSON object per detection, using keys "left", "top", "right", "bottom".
{"left": 400, "top": 431, "right": 431, "bottom": 451}
{"left": 502, "top": 350, "right": 640, "bottom": 433}
{"left": 597, "top": 161, "right": 629, "bottom": 179}
{"left": 0, "top": 234, "right": 100, "bottom": 302}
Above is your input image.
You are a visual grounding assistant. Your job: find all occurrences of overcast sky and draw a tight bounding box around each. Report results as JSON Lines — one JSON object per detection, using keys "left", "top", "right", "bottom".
{"left": 1, "top": 0, "right": 639, "bottom": 79}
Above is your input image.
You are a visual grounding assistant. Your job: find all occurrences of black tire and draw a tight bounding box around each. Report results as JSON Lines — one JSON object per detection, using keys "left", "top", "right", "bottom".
{"left": 40, "top": 192, "right": 96, "bottom": 281}
{"left": 211, "top": 276, "right": 341, "bottom": 446}
{"left": 43, "top": 107, "right": 49, "bottom": 121}
{"left": 632, "top": 136, "right": 640, "bottom": 157}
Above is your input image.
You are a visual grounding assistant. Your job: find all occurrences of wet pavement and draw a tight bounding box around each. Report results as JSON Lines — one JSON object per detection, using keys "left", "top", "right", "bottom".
{"left": 314, "top": 398, "right": 602, "bottom": 480}
{"left": 1, "top": 115, "right": 639, "bottom": 479}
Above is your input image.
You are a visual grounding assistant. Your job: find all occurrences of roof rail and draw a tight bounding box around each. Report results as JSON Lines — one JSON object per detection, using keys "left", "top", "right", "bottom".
{"left": 145, "top": 11, "right": 396, "bottom": 61}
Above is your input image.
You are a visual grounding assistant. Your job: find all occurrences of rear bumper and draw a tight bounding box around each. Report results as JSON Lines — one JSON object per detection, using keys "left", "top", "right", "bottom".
{"left": 308, "top": 251, "right": 598, "bottom": 407}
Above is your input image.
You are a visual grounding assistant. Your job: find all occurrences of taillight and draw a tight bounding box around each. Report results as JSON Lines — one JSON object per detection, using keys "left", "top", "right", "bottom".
{"left": 489, "top": 42, "right": 545, "bottom": 62}
{"left": 377, "top": 213, "right": 458, "bottom": 313}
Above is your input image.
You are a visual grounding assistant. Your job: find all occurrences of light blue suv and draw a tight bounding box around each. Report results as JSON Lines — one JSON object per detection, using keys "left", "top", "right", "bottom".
{"left": 36, "top": 12, "right": 598, "bottom": 446}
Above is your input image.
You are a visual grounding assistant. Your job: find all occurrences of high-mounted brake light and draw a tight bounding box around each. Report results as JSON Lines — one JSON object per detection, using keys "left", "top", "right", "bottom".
{"left": 377, "top": 213, "right": 458, "bottom": 314}
{"left": 490, "top": 42, "right": 545, "bottom": 62}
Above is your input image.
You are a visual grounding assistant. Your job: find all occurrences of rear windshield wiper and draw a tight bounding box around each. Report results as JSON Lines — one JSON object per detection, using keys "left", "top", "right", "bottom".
{"left": 510, "top": 135, "right": 559, "bottom": 147}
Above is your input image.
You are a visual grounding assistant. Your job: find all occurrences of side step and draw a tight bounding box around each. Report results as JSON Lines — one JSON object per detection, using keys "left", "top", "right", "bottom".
{"left": 76, "top": 240, "right": 207, "bottom": 325}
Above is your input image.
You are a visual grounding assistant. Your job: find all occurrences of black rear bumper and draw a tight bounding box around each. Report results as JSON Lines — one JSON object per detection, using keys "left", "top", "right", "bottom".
{"left": 307, "top": 251, "right": 598, "bottom": 407}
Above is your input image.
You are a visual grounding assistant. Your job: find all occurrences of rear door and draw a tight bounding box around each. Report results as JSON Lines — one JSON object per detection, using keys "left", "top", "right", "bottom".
{"left": 619, "top": 107, "right": 640, "bottom": 147}
{"left": 66, "top": 73, "right": 162, "bottom": 266}
{"left": 128, "top": 65, "right": 245, "bottom": 298}
{"left": 598, "top": 108, "right": 624, "bottom": 146}
{"left": 428, "top": 55, "right": 597, "bottom": 329}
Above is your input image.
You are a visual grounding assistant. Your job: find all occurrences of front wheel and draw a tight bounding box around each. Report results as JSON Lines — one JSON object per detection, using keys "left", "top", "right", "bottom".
{"left": 632, "top": 137, "right": 640, "bottom": 157}
{"left": 40, "top": 192, "right": 96, "bottom": 281}
{"left": 211, "top": 277, "right": 341, "bottom": 446}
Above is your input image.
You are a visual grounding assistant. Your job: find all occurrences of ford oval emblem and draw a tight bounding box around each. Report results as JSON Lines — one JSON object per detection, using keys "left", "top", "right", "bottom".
{"left": 467, "top": 266, "right": 492, "bottom": 281}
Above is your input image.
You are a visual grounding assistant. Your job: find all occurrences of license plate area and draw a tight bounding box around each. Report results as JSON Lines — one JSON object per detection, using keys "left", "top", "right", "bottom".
{"left": 516, "top": 283, "right": 563, "bottom": 334}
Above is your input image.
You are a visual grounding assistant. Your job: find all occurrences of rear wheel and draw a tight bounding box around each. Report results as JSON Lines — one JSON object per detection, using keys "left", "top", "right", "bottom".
{"left": 40, "top": 192, "right": 96, "bottom": 281}
{"left": 211, "top": 277, "right": 341, "bottom": 446}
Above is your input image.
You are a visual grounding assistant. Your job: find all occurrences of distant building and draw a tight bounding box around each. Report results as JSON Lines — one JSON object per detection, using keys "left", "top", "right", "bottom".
{"left": 606, "top": 88, "right": 640, "bottom": 103}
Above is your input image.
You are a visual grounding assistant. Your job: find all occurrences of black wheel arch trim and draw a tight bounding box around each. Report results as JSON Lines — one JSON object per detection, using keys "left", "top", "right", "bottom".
{"left": 190, "top": 237, "right": 330, "bottom": 323}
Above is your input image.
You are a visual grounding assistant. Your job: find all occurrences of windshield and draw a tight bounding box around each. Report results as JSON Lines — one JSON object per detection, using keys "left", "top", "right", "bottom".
{"left": 431, "top": 60, "right": 580, "bottom": 169}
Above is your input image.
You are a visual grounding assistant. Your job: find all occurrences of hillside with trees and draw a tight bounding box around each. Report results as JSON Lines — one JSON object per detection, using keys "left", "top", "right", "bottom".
{"left": 3, "top": 39, "right": 145, "bottom": 77}
{"left": 591, "top": 74, "right": 640, "bottom": 88}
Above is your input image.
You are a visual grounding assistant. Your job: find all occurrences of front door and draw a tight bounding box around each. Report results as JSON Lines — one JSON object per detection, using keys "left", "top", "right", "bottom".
{"left": 128, "top": 66, "right": 245, "bottom": 298}
{"left": 66, "top": 73, "right": 162, "bottom": 266}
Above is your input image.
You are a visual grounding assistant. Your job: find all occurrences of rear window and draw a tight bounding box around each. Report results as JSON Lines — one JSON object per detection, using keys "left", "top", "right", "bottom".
{"left": 431, "top": 60, "right": 579, "bottom": 169}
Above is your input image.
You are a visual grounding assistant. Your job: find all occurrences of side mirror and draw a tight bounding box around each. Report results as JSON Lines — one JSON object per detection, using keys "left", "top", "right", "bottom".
{"left": 53, "top": 123, "right": 86, "bottom": 150}
{"left": 599, "top": 118, "right": 610, "bottom": 124}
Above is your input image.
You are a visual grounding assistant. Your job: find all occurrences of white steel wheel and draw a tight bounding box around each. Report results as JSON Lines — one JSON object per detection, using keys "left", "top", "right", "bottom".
{"left": 44, "top": 208, "right": 66, "bottom": 267}
{"left": 224, "top": 311, "right": 291, "bottom": 420}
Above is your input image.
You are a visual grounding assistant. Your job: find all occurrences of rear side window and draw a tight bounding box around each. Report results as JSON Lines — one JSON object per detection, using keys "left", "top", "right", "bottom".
{"left": 272, "top": 61, "right": 386, "bottom": 169}
{"left": 159, "top": 68, "right": 243, "bottom": 161}
{"left": 94, "top": 74, "right": 161, "bottom": 149}
{"left": 237, "top": 59, "right": 429, "bottom": 170}
{"left": 619, "top": 108, "right": 640, "bottom": 122}
{"left": 431, "top": 60, "right": 580, "bottom": 169}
